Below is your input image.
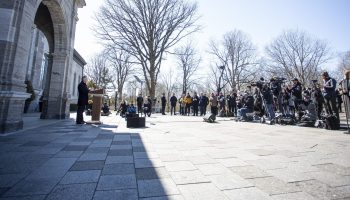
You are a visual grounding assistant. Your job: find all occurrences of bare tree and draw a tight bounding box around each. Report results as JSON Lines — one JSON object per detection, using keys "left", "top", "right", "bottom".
{"left": 85, "top": 54, "right": 113, "bottom": 89}
{"left": 207, "top": 65, "right": 221, "bottom": 93}
{"left": 209, "top": 30, "right": 257, "bottom": 92}
{"left": 335, "top": 50, "right": 350, "bottom": 81}
{"left": 160, "top": 67, "right": 179, "bottom": 110}
{"left": 95, "top": 0, "right": 200, "bottom": 99}
{"left": 265, "top": 29, "right": 330, "bottom": 86}
{"left": 106, "top": 47, "right": 133, "bottom": 103}
{"left": 174, "top": 42, "right": 201, "bottom": 94}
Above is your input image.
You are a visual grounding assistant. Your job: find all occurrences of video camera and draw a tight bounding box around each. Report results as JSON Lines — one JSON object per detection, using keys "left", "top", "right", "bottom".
{"left": 250, "top": 77, "right": 267, "bottom": 90}
{"left": 271, "top": 77, "right": 286, "bottom": 84}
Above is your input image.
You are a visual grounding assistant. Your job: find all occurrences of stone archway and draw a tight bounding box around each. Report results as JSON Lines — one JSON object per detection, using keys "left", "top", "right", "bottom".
{"left": 32, "top": 1, "right": 70, "bottom": 119}
{"left": 0, "top": 0, "right": 85, "bottom": 133}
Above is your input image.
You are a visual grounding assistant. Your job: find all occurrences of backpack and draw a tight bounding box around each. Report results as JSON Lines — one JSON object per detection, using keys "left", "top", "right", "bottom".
{"left": 324, "top": 115, "right": 340, "bottom": 130}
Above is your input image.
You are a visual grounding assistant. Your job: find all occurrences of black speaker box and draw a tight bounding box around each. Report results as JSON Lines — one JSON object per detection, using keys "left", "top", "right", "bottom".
{"left": 127, "top": 117, "right": 145, "bottom": 128}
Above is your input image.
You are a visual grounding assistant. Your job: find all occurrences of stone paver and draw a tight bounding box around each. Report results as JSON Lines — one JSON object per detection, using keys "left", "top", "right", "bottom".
{"left": 178, "top": 183, "right": 228, "bottom": 200}
{"left": 169, "top": 170, "right": 210, "bottom": 185}
{"left": 0, "top": 114, "right": 349, "bottom": 200}
{"left": 93, "top": 189, "right": 138, "bottom": 200}
{"left": 46, "top": 183, "right": 96, "bottom": 200}
{"left": 97, "top": 175, "right": 137, "bottom": 190}
{"left": 137, "top": 178, "right": 180, "bottom": 198}
{"left": 223, "top": 187, "right": 271, "bottom": 200}
{"left": 60, "top": 170, "right": 101, "bottom": 184}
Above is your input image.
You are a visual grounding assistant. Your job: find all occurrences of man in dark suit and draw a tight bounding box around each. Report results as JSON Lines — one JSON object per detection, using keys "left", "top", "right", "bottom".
{"left": 161, "top": 93, "right": 167, "bottom": 115}
{"left": 76, "top": 76, "right": 90, "bottom": 124}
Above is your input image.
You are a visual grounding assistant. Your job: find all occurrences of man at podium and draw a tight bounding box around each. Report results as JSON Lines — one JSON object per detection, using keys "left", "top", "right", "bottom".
{"left": 76, "top": 76, "right": 90, "bottom": 124}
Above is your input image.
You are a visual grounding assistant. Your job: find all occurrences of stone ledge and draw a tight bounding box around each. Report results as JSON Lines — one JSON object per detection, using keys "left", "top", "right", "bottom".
{"left": 0, "top": 91, "right": 30, "bottom": 100}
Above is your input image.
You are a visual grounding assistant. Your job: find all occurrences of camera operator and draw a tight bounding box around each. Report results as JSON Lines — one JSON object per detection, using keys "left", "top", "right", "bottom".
{"left": 322, "top": 71, "right": 339, "bottom": 121}
{"left": 270, "top": 77, "right": 284, "bottom": 114}
{"left": 281, "top": 88, "right": 289, "bottom": 115}
{"left": 237, "top": 93, "right": 255, "bottom": 121}
{"left": 298, "top": 95, "right": 317, "bottom": 126}
{"left": 262, "top": 84, "right": 275, "bottom": 123}
{"left": 287, "top": 78, "right": 303, "bottom": 113}
{"left": 312, "top": 83, "right": 325, "bottom": 120}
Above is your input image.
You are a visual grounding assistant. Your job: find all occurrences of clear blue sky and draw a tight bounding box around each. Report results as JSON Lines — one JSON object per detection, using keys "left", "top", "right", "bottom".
{"left": 74, "top": 0, "right": 350, "bottom": 71}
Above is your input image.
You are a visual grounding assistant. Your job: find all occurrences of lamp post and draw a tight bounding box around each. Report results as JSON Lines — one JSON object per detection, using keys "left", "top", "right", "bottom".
{"left": 217, "top": 65, "right": 225, "bottom": 94}
{"left": 134, "top": 75, "right": 144, "bottom": 95}
{"left": 114, "top": 91, "right": 118, "bottom": 111}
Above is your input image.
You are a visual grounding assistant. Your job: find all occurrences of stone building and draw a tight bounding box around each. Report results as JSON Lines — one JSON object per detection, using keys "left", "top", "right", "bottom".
{"left": 0, "top": 0, "right": 86, "bottom": 133}
{"left": 70, "top": 49, "right": 86, "bottom": 106}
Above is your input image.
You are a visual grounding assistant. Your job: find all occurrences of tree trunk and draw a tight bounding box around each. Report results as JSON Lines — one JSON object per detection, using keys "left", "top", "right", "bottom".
{"left": 117, "top": 87, "right": 123, "bottom": 104}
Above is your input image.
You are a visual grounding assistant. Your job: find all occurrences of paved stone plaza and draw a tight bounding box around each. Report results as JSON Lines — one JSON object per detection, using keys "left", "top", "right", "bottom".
{"left": 0, "top": 113, "right": 349, "bottom": 200}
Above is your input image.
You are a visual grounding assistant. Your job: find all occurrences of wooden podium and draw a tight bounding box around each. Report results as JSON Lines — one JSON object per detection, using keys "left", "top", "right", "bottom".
{"left": 87, "top": 89, "right": 105, "bottom": 125}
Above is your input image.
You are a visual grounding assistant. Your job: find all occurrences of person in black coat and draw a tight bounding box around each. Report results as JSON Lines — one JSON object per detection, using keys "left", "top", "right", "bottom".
{"left": 228, "top": 93, "right": 237, "bottom": 116}
{"left": 287, "top": 78, "right": 303, "bottom": 110}
{"left": 76, "top": 76, "right": 90, "bottom": 124}
{"left": 192, "top": 92, "right": 199, "bottom": 116}
{"left": 199, "top": 93, "right": 209, "bottom": 116}
{"left": 136, "top": 94, "right": 143, "bottom": 114}
{"left": 313, "top": 85, "right": 324, "bottom": 119}
{"left": 238, "top": 94, "right": 255, "bottom": 121}
{"left": 161, "top": 93, "right": 167, "bottom": 115}
{"left": 262, "top": 85, "right": 275, "bottom": 121}
{"left": 170, "top": 93, "right": 177, "bottom": 115}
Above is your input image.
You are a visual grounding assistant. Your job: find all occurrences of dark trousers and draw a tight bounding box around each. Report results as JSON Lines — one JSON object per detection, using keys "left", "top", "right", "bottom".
{"left": 193, "top": 106, "right": 198, "bottom": 116}
{"left": 161, "top": 104, "right": 166, "bottom": 114}
{"left": 325, "top": 97, "right": 339, "bottom": 120}
{"left": 211, "top": 106, "right": 218, "bottom": 115}
{"left": 232, "top": 104, "right": 237, "bottom": 116}
{"left": 180, "top": 105, "right": 184, "bottom": 115}
{"left": 338, "top": 102, "right": 342, "bottom": 113}
{"left": 137, "top": 104, "right": 142, "bottom": 113}
{"left": 76, "top": 105, "right": 86, "bottom": 123}
{"left": 317, "top": 102, "right": 323, "bottom": 119}
{"left": 171, "top": 105, "right": 176, "bottom": 115}
{"left": 185, "top": 105, "right": 191, "bottom": 115}
{"left": 200, "top": 106, "right": 205, "bottom": 116}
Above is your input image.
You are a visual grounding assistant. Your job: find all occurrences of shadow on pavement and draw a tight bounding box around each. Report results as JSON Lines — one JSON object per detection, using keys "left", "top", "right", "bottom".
{"left": 0, "top": 118, "right": 171, "bottom": 199}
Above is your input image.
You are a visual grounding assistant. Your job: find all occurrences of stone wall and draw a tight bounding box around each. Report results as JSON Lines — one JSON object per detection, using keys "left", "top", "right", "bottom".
{"left": 0, "top": 0, "right": 86, "bottom": 133}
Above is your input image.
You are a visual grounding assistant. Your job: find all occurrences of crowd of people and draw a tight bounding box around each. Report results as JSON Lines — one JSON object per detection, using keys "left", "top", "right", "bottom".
{"left": 78, "top": 71, "right": 349, "bottom": 130}
{"left": 121, "top": 71, "right": 348, "bottom": 129}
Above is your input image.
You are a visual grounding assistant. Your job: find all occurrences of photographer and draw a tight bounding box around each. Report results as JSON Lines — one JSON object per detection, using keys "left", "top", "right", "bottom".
{"left": 270, "top": 77, "right": 284, "bottom": 114}
{"left": 143, "top": 96, "right": 152, "bottom": 117}
{"left": 262, "top": 84, "right": 275, "bottom": 123}
{"left": 322, "top": 71, "right": 339, "bottom": 120}
{"left": 287, "top": 78, "right": 303, "bottom": 112}
{"left": 218, "top": 92, "right": 226, "bottom": 115}
{"left": 312, "top": 83, "right": 325, "bottom": 120}
{"left": 281, "top": 88, "right": 292, "bottom": 116}
{"left": 237, "top": 93, "right": 255, "bottom": 121}
{"left": 336, "top": 89, "right": 343, "bottom": 113}
{"left": 298, "top": 95, "right": 317, "bottom": 126}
